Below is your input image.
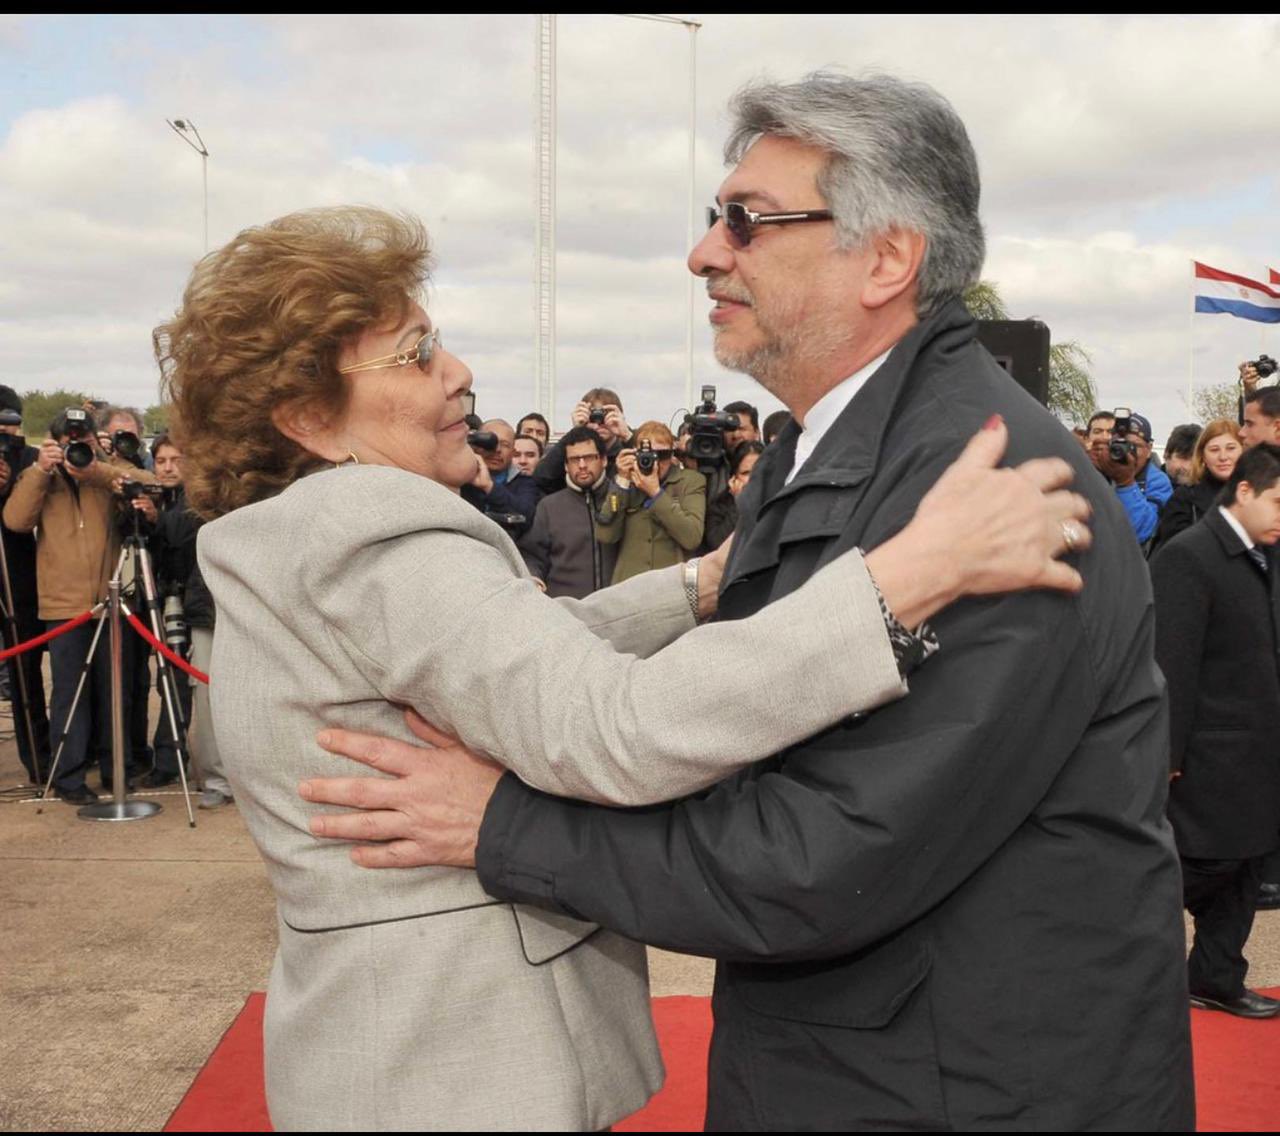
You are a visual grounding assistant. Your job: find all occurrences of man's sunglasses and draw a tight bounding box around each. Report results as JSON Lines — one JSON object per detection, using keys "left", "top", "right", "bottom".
{"left": 706, "top": 202, "right": 833, "bottom": 248}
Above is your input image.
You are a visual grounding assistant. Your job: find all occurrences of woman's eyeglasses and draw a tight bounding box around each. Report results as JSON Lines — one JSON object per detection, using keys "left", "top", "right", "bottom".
{"left": 339, "top": 329, "right": 441, "bottom": 376}
{"left": 705, "top": 202, "right": 833, "bottom": 248}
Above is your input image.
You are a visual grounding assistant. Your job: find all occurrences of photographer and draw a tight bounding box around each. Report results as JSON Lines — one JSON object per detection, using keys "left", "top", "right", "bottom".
{"left": 463, "top": 418, "right": 541, "bottom": 540}
{"left": 533, "top": 387, "right": 634, "bottom": 494}
{"left": 1089, "top": 410, "right": 1172, "bottom": 547}
{"left": 1, "top": 409, "right": 151, "bottom": 802}
{"left": 1238, "top": 356, "right": 1278, "bottom": 424}
{"left": 596, "top": 420, "right": 706, "bottom": 584}
{"left": 0, "top": 387, "right": 51, "bottom": 783}
{"left": 144, "top": 436, "right": 232, "bottom": 807}
{"left": 722, "top": 400, "right": 760, "bottom": 451}
{"left": 98, "top": 406, "right": 152, "bottom": 471}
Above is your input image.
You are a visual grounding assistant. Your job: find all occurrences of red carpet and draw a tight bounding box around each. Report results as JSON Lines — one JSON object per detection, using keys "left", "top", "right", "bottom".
{"left": 167, "top": 990, "right": 1280, "bottom": 1132}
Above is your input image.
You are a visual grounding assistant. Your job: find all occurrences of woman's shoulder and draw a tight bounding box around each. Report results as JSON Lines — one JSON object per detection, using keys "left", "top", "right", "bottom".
{"left": 201, "top": 466, "right": 501, "bottom": 572}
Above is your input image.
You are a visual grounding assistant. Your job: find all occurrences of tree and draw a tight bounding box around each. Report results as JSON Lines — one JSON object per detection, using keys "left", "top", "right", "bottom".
{"left": 144, "top": 404, "right": 169, "bottom": 435}
{"left": 19, "top": 389, "right": 98, "bottom": 436}
{"left": 1188, "top": 381, "right": 1239, "bottom": 424}
{"left": 962, "top": 281, "right": 1098, "bottom": 427}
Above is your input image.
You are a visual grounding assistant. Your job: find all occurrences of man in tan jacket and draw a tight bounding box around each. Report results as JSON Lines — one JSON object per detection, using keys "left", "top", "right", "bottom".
{"left": 3, "top": 410, "right": 150, "bottom": 802}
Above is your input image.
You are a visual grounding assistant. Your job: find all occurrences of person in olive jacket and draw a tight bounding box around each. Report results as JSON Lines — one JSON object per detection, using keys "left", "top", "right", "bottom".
{"left": 595, "top": 420, "right": 706, "bottom": 583}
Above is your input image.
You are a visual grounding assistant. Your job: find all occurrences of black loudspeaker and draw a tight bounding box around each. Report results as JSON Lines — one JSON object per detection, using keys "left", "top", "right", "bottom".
{"left": 976, "top": 319, "right": 1050, "bottom": 407}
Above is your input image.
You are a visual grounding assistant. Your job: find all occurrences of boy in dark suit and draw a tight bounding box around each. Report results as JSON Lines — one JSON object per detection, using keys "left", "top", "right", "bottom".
{"left": 1151, "top": 442, "right": 1280, "bottom": 1018}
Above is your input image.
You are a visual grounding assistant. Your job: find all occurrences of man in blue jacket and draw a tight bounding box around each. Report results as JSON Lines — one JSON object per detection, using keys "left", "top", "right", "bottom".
{"left": 1090, "top": 410, "right": 1173, "bottom": 547}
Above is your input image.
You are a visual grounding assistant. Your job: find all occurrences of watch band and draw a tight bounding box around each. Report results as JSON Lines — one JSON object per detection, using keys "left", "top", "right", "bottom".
{"left": 683, "top": 557, "right": 701, "bottom": 622}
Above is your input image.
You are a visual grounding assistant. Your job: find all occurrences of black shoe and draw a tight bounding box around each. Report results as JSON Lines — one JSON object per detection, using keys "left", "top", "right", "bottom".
{"left": 139, "top": 771, "right": 179, "bottom": 789}
{"left": 1256, "top": 882, "right": 1280, "bottom": 911}
{"left": 59, "top": 785, "right": 100, "bottom": 805}
{"left": 1190, "top": 990, "right": 1280, "bottom": 1018}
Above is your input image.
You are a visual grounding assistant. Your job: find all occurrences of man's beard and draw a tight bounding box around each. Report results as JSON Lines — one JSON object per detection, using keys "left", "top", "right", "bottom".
{"left": 710, "top": 284, "right": 845, "bottom": 401}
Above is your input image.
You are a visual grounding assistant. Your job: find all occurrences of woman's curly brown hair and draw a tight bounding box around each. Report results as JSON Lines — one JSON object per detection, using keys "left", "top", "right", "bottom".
{"left": 154, "top": 206, "right": 432, "bottom": 519}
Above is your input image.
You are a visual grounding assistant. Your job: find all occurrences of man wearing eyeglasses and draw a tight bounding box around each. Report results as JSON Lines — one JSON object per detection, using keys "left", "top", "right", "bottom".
{"left": 309, "top": 72, "right": 1192, "bottom": 1129}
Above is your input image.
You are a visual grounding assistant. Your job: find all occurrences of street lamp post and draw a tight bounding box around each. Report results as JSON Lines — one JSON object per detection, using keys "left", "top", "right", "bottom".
{"left": 166, "top": 118, "right": 209, "bottom": 254}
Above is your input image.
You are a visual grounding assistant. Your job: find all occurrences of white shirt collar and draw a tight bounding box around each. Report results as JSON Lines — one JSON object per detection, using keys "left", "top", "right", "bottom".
{"left": 1218, "top": 504, "right": 1256, "bottom": 551}
{"left": 785, "top": 349, "right": 892, "bottom": 485}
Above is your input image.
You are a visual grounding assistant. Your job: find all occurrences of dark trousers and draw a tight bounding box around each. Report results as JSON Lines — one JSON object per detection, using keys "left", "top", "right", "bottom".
{"left": 1183, "top": 855, "right": 1263, "bottom": 1000}
{"left": 1261, "top": 847, "right": 1280, "bottom": 885}
{"left": 152, "top": 659, "right": 193, "bottom": 776}
{"left": 5, "top": 606, "right": 50, "bottom": 782}
{"left": 46, "top": 617, "right": 145, "bottom": 792}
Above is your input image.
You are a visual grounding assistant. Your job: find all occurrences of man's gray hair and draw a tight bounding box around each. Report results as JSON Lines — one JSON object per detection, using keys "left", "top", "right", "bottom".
{"left": 725, "top": 71, "right": 985, "bottom": 316}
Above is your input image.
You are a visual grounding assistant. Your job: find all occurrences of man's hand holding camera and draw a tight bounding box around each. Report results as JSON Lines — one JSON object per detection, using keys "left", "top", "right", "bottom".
{"left": 1096, "top": 441, "right": 1138, "bottom": 487}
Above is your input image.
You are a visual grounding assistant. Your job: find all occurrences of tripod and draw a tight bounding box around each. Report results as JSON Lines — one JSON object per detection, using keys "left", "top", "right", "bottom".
{"left": 41, "top": 511, "right": 198, "bottom": 826}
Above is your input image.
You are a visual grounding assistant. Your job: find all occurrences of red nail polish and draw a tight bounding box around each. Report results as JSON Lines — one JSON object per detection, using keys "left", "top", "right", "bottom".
{"left": 983, "top": 414, "right": 1002, "bottom": 431}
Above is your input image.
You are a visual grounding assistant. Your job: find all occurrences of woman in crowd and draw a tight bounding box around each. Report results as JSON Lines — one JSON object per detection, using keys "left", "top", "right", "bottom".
{"left": 1152, "top": 418, "right": 1243, "bottom": 553}
{"left": 157, "top": 206, "right": 1091, "bottom": 1132}
{"left": 702, "top": 439, "right": 766, "bottom": 553}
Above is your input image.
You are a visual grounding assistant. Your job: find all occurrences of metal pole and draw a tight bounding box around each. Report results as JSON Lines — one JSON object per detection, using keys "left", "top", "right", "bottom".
{"left": 0, "top": 532, "right": 42, "bottom": 781}
{"left": 78, "top": 572, "right": 160, "bottom": 822}
{"left": 685, "top": 21, "right": 698, "bottom": 415}
{"left": 201, "top": 151, "right": 209, "bottom": 255}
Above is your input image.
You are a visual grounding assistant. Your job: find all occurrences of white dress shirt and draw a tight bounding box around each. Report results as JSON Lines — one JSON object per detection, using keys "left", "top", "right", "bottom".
{"left": 785, "top": 349, "right": 892, "bottom": 485}
{"left": 1218, "top": 504, "right": 1256, "bottom": 552}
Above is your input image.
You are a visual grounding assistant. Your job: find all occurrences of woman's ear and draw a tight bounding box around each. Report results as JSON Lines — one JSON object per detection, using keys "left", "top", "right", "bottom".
{"left": 270, "top": 399, "right": 345, "bottom": 463}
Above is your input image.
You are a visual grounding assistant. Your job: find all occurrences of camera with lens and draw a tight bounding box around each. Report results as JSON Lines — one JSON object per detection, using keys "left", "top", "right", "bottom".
{"left": 61, "top": 407, "right": 97, "bottom": 470}
{"left": 1108, "top": 407, "right": 1137, "bottom": 464}
{"left": 120, "top": 479, "right": 164, "bottom": 503}
{"left": 466, "top": 430, "right": 499, "bottom": 452}
{"left": 683, "top": 385, "right": 740, "bottom": 467}
{"left": 0, "top": 410, "right": 26, "bottom": 471}
{"left": 162, "top": 592, "right": 189, "bottom": 653}
{"left": 636, "top": 440, "right": 658, "bottom": 475}
{"left": 111, "top": 429, "right": 144, "bottom": 464}
{"left": 588, "top": 407, "right": 607, "bottom": 426}
{"left": 1250, "top": 354, "right": 1278, "bottom": 380}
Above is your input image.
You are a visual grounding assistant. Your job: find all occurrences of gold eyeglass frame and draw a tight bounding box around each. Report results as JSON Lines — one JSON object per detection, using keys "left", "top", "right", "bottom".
{"left": 338, "top": 329, "right": 441, "bottom": 375}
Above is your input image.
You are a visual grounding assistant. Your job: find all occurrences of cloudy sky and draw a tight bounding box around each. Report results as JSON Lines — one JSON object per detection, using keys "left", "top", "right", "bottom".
{"left": 2, "top": 13, "right": 1277, "bottom": 441}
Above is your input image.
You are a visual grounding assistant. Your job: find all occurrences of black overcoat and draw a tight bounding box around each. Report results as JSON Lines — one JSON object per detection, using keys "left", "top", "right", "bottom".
{"left": 477, "top": 300, "right": 1195, "bottom": 1130}
{"left": 1151, "top": 508, "right": 1280, "bottom": 859}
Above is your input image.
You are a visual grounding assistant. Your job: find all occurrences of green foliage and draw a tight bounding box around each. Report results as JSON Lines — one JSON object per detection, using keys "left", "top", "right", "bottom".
{"left": 19, "top": 389, "right": 97, "bottom": 437}
{"left": 1189, "top": 381, "right": 1240, "bottom": 424}
{"left": 963, "top": 280, "right": 1098, "bottom": 427}
{"left": 144, "top": 404, "right": 169, "bottom": 435}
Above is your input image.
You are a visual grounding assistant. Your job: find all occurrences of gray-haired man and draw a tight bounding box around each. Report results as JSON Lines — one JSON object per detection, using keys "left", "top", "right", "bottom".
{"left": 307, "top": 73, "right": 1194, "bottom": 1129}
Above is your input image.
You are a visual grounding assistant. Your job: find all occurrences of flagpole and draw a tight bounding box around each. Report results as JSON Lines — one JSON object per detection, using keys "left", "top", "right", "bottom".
{"left": 1188, "top": 259, "right": 1195, "bottom": 414}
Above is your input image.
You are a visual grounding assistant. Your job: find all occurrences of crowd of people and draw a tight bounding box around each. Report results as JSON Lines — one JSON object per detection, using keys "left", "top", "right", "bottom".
{"left": 0, "top": 392, "right": 229, "bottom": 808}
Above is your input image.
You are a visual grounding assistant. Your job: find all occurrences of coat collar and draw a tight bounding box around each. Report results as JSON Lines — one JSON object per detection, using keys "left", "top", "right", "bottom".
{"left": 725, "top": 299, "right": 977, "bottom": 587}
{"left": 1204, "top": 504, "right": 1255, "bottom": 561}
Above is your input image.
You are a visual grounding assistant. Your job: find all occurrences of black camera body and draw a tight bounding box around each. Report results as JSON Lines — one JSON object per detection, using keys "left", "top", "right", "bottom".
{"left": 1251, "top": 354, "right": 1278, "bottom": 380}
{"left": 1109, "top": 407, "right": 1137, "bottom": 464}
{"left": 121, "top": 479, "right": 164, "bottom": 503}
{"left": 588, "top": 408, "right": 607, "bottom": 426}
{"left": 636, "top": 440, "right": 657, "bottom": 475}
{"left": 684, "top": 385, "right": 740, "bottom": 466}
{"left": 112, "top": 429, "right": 143, "bottom": 464}
{"left": 61, "top": 407, "right": 97, "bottom": 470}
{"left": 467, "top": 430, "right": 499, "bottom": 453}
{"left": 0, "top": 410, "right": 26, "bottom": 471}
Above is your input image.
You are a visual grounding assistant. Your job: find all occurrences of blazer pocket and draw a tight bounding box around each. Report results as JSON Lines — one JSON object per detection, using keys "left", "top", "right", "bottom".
{"left": 735, "top": 937, "right": 932, "bottom": 1029}
{"left": 511, "top": 904, "right": 600, "bottom": 965}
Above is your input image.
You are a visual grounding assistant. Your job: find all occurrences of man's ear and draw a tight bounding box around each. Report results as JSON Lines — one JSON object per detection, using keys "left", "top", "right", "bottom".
{"left": 270, "top": 399, "right": 344, "bottom": 464}
{"left": 860, "top": 227, "right": 927, "bottom": 311}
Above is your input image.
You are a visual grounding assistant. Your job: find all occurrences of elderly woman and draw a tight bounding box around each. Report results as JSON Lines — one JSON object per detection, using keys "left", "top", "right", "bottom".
{"left": 156, "top": 207, "right": 1090, "bottom": 1132}
{"left": 1152, "top": 418, "right": 1244, "bottom": 554}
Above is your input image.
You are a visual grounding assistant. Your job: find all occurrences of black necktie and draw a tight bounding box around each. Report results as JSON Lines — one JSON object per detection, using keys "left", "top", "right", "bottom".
{"left": 1247, "top": 546, "right": 1269, "bottom": 575}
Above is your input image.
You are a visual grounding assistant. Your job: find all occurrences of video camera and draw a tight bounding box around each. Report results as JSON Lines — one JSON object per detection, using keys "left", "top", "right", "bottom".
{"left": 61, "top": 407, "right": 97, "bottom": 470}
{"left": 683, "top": 385, "right": 740, "bottom": 467}
{"left": 1109, "top": 407, "right": 1137, "bottom": 464}
{"left": 120, "top": 479, "right": 165, "bottom": 504}
{"left": 467, "top": 430, "right": 499, "bottom": 452}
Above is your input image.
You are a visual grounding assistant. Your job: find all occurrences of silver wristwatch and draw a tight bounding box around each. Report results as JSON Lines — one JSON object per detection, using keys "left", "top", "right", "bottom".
{"left": 683, "top": 557, "right": 701, "bottom": 621}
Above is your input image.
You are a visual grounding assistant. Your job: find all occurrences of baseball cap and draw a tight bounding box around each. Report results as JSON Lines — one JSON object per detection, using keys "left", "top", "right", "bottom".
{"left": 1128, "top": 412, "right": 1153, "bottom": 442}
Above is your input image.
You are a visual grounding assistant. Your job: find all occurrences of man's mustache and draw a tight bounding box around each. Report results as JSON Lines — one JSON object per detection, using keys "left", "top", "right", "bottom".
{"left": 707, "top": 280, "right": 753, "bottom": 306}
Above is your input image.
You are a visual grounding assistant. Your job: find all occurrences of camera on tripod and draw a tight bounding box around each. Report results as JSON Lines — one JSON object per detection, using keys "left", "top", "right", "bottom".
{"left": 1109, "top": 407, "right": 1137, "bottom": 464}
{"left": 61, "top": 407, "right": 97, "bottom": 470}
{"left": 683, "top": 386, "right": 740, "bottom": 466}
{"left": 120, "top": 479, "right": 164, "bottom": 504}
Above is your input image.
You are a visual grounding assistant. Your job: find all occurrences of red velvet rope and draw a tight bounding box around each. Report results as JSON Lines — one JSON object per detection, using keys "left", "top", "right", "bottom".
{"left": 0, "top": 607, "right": 100, "bottom": 662}
{"left": 122, "top": 609, "right": 210, "bottom": 685}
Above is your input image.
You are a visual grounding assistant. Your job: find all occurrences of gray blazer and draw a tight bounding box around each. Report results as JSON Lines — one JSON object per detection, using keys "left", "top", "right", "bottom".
{"left": 198, "top": 465, "right": 906, "bottom": 1131}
